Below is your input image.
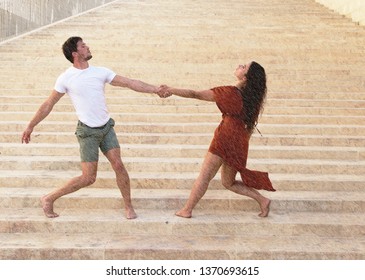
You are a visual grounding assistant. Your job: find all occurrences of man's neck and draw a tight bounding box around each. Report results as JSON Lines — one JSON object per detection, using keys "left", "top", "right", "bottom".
{"left": 73, "top": 60, "right": 89, "bottom": 70}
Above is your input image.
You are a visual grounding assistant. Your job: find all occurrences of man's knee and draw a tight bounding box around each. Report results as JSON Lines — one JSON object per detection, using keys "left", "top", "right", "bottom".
{"left": 82, "top": 174, "right": 97, "bottom": 186}
{"left": 113, "top": 160, "right": 127, "bottom": 174}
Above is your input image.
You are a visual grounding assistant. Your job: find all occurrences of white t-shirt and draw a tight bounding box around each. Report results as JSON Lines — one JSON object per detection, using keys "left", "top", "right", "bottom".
{"left": 54, "top": 66, "right": 116, "bottom": 127}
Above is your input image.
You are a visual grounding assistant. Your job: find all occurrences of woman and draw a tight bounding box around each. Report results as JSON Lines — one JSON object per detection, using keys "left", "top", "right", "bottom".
{"left": 164, "top": 61, "right": 276, "bottom": 218}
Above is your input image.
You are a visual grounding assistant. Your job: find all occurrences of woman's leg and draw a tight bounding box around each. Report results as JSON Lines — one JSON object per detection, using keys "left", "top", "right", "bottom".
{"left": 176, "top": 152, "right": 223, "bottom": 218}
{"left": 220, "top": 163, "right": 271, "bottom": 217}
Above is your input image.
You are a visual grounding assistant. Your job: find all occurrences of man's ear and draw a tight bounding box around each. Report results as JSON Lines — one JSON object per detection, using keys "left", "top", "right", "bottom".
{"left": 72, "top": 51, "right": 78, "bottom": 60}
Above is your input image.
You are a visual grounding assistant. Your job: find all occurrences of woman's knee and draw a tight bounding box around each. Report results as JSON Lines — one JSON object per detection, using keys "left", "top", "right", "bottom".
{"left": 221, "top": 177, "right": 235, "bottom": 189}
{"left": 221, "top": 165, "right": 237, "bottom": 188}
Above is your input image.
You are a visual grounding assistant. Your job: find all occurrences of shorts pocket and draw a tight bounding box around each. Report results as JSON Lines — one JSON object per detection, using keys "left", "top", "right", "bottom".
{"left": 75, "top": 126, "right": 96, "bottom": 139}
{"left": 109, "top": 118, "right": 115, "bottom": 127}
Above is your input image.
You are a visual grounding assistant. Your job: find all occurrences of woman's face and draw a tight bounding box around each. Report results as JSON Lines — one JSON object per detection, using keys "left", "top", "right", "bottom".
{"left": 235, "top": 62, "right": 251, "bottom": 81}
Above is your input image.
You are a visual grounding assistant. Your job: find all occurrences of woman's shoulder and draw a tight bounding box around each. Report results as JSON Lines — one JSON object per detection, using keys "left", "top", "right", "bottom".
{"left": 211, "top": 85, "right": 237, "bottom": 92}
{"left": 211, "top": 85, "right": 242, "bottom": 110}
{"left": 211, "top": 86, "right": 241, "bottom": 98}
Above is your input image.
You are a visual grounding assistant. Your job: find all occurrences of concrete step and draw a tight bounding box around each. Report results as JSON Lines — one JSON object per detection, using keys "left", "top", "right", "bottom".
{"left": 1, "top": 170, "right": 364, "bottom": 191}
{"left": 1, "top": 156, "right": 364, "bottom": 175}
{"left": 3, "top": 103, "right": 365, "bottom": 116}
{"left": 2, "top": 95, "right": 365, "bottom": 111}
{"left": 3, "top": 121, "right": 365, "bottom": 136}
{"left": 1, "top": 63, "right": 364, "bottom": 73}
{"left": 1, "top": 0, "right": 365, "bottom": 261}
{"left": 1, "top": 82, "right": 365, "bottom": 95}
{"left": 0, "top": 232, "right": 363, "bottom": 260}
{"left": 2, "top": 143, "right": 364, "bottom": 160}
{"left": 2, "top": 88, "right": 365, "bottom": 99}
{"left": 3, "top": 112, "right": 365, "bottom": 125}
{"left": 1, "top": 187, "right": 364, "bottom": 213}
{"left": 1, "top": 208, "right": 364, "bottom": 238}
{"left": 2, "top": 132, "right": 365, "bottom": 147}
{"left": 1, "top": 75, "right": 363, "bottom": 89}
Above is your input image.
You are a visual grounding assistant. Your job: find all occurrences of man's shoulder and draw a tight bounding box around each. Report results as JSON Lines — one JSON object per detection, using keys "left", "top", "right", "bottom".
{"left": 90, "top": 65, "right": 114, "bottom": 73}
{"left": 58, "top": 66, "right": 77, "bottom": 77}
{"left": 90, "top": 66, "right": 116, "bottom": 81}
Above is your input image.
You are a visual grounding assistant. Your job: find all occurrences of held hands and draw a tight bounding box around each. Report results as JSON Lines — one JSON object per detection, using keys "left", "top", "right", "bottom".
{"left": 155, "top": 84, "right": 172, "bottom": 98}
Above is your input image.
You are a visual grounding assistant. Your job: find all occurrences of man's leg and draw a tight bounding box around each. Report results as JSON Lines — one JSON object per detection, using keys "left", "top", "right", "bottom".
{"left": 41, "top": 161, "right": 98, "bottom": 218}
{"left": 104, "top": 148, "right": 137, "bottom": 219}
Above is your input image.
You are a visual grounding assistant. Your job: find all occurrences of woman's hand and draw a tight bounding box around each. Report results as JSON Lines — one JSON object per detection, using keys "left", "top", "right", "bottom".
{"left": 156, "top": 84, "right": 172, "bottom": 98}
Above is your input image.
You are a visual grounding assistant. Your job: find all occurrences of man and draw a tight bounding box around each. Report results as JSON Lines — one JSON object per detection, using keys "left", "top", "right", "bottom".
{"left": 22, "top": 36, "right": 167, "bottom": 219}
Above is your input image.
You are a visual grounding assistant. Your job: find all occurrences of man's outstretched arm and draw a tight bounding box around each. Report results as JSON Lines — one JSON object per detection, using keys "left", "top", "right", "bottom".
{"left": 22, "top": 90, "right": 64, "bottom": 143}
{"left": 110, "top": 75, "right": 166, "bottom": 95}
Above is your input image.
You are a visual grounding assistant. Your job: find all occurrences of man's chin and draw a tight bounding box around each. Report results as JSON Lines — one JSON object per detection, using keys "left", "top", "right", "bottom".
{"left": 87, "top": 55, "right": 93, "bottom": 60}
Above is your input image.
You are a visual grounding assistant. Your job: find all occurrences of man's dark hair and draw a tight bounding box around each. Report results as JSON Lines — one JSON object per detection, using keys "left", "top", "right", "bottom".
{"left": 62, "top": 36, "right": 82, "bottom": 63}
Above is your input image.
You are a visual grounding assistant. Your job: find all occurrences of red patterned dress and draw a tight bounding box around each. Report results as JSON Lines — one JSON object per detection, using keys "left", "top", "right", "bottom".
{"left": 208, "top": 86, "right": 276, "bottom": 192}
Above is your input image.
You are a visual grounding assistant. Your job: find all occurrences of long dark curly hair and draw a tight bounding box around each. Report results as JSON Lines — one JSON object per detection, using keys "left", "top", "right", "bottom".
{"left": 238, "top": 61, "right": 267, "bottom": 134}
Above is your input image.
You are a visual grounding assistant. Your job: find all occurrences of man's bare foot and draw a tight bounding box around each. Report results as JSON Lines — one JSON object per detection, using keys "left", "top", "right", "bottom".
{"left": 40, "top": 196, "right": 59, "bottom": 218}
{"left": 175, "top": 209, "right": 192, "bottom": 218}
{"left": 126, "top": 207, "right": 137, "bottom": 219}
{"left": 258, "top": 198, "right": 271, "bottom": 217}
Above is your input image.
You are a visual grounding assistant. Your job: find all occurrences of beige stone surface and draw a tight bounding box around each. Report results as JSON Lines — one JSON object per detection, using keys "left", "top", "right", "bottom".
{"left": 0, "top": 0, "right": 365, "bottom": 259}
{"left": 315, "top": 0, "right": 365, "bottom": 25}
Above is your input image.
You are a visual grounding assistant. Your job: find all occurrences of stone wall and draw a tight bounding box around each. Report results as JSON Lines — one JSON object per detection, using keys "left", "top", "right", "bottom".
{"left": 0, "top": 0, "right": 115, "bottom": 42}
{"left": 315, "top": 0, "right": 365, "bottom": 25}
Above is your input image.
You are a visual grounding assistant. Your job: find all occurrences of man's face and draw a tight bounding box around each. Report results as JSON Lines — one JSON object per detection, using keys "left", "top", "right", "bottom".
{"left": 75, "top": 40, "right": 92, "bottom": 61}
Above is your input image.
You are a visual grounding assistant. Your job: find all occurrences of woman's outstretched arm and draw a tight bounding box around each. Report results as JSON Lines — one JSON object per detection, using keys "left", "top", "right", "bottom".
{"left": 164, "top": 86, "right": 215, "bottom": 102}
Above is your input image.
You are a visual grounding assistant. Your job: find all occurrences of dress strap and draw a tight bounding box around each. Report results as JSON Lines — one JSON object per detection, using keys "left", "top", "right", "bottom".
{"left": 255, "top": 124, "right": 263, "bottom": 136}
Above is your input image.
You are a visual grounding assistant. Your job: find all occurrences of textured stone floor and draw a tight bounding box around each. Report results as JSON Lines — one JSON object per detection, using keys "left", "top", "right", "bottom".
{"left": 0, "top": 0, "right": 364, "bottom": 259}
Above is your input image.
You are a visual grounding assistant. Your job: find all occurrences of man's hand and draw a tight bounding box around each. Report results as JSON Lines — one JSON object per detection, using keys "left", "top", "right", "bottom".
{"left": 22, "top": 126, "right": 33, "bottom": 144}
{"left": 156, "top": 84, "right": 171, "bottom": 98}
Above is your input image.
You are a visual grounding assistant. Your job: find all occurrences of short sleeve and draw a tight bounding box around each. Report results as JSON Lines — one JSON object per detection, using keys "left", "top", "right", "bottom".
{"left": 54, "top": 73, "right": 67, "bottom": 94}
{"left": 211, "top": 86, "right": 243, "bottom": 114}
{"left": 101, "top": 67, "right": 116, "bottom": 84}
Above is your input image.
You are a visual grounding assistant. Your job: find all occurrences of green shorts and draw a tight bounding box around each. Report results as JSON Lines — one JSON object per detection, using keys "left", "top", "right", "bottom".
{"left": 75, "top": 118, "right": 120, "bottom": 162}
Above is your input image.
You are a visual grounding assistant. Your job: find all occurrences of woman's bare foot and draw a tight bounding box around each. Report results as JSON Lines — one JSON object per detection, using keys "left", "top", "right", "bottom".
{"left": 40, "top": 196, "right": 59, "bottom": 218}
{"left": 175, "top": 208, "right": 192, "bottom": 218}
{"left": 258, "top": 198, "right": 271, "bottom": 217}
{"left": 125, "top": 207, "right": 137, "bottom": 219}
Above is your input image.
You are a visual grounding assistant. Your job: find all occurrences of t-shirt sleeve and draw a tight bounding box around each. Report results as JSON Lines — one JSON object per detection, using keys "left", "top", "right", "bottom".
{"left": 54, "top": 74, "right": 67, "bottom": 94}
{"left": 102, "top": 67, "right": 117, "bottom": 84}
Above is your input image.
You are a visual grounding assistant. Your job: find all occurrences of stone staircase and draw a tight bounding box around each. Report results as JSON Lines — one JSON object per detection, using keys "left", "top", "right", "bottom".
{"left": 0, "top": 0, "right": 364, "bottom": 259}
